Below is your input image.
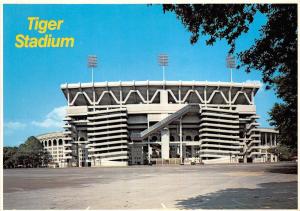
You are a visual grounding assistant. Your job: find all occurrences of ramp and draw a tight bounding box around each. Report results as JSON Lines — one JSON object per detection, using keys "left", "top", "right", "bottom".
{"left": 131, "top": 104, "right": 199, "bottom": 140}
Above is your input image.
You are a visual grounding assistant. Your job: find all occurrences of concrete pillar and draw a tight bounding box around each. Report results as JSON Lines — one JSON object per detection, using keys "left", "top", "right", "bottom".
{"left": 149, "top": 145, "right": 152, "bottom": 156}
{"left": 179, "top": 118, "right": 183, "bottom": 164}
{"left": 179, "top": 86, "right": 182, "bottom": 104}
{"left": 204, "top": 87, "right": 207, "bottom": 107}
{"left": 160, "top": 90, "right": 168, "bottom": 105}
{"left": 271, "top": 133, "right": 273, "bottom": 146}
{"left": 243, "top": 155, "right": 247, "bottom": 163}
{"left": 67, "top": 88, "right": 70, "bottom": 106}
{"left": 229, "top": 87, "right": 232, "bottom": 110}
{"left": 183, "top": 145, "right": 186, "bottom": 159}
{"left": 147, "top": 120, "right": 151, "bottom": 163}
{"left": 161, "top": 128, "right": 170, "bottom": 159}
{"left": 191, "top": 146, "right": 195, "bottom": 158}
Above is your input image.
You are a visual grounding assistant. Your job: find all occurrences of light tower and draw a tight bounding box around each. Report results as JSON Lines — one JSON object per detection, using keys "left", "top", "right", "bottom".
{"left": 88, "top": 55, "right": 98, "bottom": 83}
{"left": 88, "top": 55, "right": 98, "bottom": 112}
{"left": 158, "top": 54, "right": 169, "bottom": 81}
{"left": 226, "top": 54, "right": 236, "bottom": 82}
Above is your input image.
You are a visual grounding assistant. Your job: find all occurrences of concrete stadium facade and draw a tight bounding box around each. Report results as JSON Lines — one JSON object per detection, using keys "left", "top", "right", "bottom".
{"left": 40, "top": 80, "right": 279, "bottom": 167}
{"left": 36, "top": 132, "right": 72, "bottom": 168}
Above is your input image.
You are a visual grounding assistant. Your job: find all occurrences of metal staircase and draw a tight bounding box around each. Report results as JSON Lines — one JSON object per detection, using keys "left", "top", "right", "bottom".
{"left": 131, "top": 104, "right": 200, "bottom": 140}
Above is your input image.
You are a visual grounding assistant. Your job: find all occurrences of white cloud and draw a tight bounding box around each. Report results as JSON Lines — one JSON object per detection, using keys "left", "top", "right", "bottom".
{"left": 4, "top": 121, "right": 26, "bottom": 135}
{"left": 5, "top": 121, "right": 26, "bottom": 130}
{"left": 32, "top": 106, "right": 67, "bottom": 128}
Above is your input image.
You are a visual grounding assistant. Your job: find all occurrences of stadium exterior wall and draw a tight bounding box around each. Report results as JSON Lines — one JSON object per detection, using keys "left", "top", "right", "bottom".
{"left": 38, "top": 81, "right": 279, "bottom": 167}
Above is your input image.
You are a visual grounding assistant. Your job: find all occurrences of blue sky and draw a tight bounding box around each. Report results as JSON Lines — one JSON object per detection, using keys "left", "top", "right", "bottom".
{"left": 4, "top": 4, "right": 280, "bottom": 147}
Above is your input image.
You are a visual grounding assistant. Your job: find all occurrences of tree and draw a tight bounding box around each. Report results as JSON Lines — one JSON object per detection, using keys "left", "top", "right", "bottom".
{"left": 4, "top": 136, "right": 49, "bottom": 168}
{"left": 16, "top": 136, "right": 48, "bottom": 168}
{"left": 267, "top": 145, "right": 297, "bottom": 161}
{"left": 4, "top": 147, "right": 18, "bottom": 168}
{"left": 162, "top": 4, "right": 297, "bottom": 149}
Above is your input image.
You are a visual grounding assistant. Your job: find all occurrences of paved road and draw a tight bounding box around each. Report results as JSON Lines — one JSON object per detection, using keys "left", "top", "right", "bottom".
{"left": 3, "top": 162, "right": 298, "bottom": 209}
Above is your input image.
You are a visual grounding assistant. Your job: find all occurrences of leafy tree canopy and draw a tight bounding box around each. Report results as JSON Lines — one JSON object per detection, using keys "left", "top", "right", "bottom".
{"left": 4, "top": 136, "right": 49, "bottom": 168}
{"left": 162, "top": 4, "right": 297, "bottom": 149}
{"left": 19, "top": 136, "right": 44, "bottom": 153}
{"left": 4, "top": 147, "right": 19, "bottom": 168}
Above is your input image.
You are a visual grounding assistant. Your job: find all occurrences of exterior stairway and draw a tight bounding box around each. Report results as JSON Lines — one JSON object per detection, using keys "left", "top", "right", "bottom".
{"left": 131, "top": 104, "right": 200, "bottom": 140}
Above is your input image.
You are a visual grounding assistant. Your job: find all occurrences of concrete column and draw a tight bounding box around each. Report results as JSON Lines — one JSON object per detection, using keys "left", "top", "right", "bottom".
{"left": 93, "top": 86, "right": 96, "bottom": 111}
{"left": 147, "top": 119, "right": 151, "bottom": 163}
{"left": 146, "top": 85, "right": 149, "bottom": 104}
{"left": 160, "top": 90, "right": 168, "bottom": 104}
{"left": 161, "top": 127, "right": 170, "bottom": 159}
{"left": 67, "top": 88, "right": 70, "bottom": 106}
{"left": 119, "top": 87, "right": 123, "bottom": 108}
{"left": 179, "top": 86, "right": 182, "bottom": 104}
{"left": 204, "top": 87, "right": 207, "bottom": 107}
{"left": 183, "top": 145, "right": 186, "bottom": 159}
{"left": 243, "top": 135, "right": 247, "bottom": 163}
{"left": 179, "top": 118, "right": 183, "bottom": 164}
{"left": 191, "top": 146, "right": 195, "bottom": 158}
{"left": 229, "top": 87, "right": 232, "bottom": 110}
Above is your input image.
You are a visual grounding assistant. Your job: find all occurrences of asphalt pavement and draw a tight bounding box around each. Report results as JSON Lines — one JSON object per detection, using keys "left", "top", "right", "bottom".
{"left": 3, "top": 162, "right": 298, "bottom": 209}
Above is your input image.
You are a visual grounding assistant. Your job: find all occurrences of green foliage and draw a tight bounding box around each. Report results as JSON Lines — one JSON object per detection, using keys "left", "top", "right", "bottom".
{"left": 3, "top": 136, "right": 49, "bottom": 168}
{"left": 162, "top": 4, "right": 297, "bottom": 150}
{"left": 163, "top": 4, "right": 260, "bottom": 53}
{"left": 269, "top": 103, "right": 297, "bottom": 149}
{"left": 4, "top": 147, "right": 18, "bottom": 168}
{"left": 268, "top": 144, "right": 296, "bottom": 161}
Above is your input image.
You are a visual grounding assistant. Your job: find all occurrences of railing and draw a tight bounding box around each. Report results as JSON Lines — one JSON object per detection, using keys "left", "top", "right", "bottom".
{"left": 151, "top": 158, "right": 181, "bottom": 165}
{"left": 131, "top": 104, "right": 199, "bottom": 140}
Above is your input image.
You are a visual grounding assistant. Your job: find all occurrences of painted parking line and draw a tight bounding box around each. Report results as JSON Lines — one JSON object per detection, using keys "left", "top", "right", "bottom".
{"left": 161, "top": 203, "right": 167, "bottom": 209}
{"left": 86, "top": 206, "right": 90, "bottom": 210}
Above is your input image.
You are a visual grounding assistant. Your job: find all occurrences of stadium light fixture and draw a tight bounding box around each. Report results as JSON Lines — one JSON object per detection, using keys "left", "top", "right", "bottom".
{"left": 158, "top": 54, "right": 169, "bottom": 81}
{"left": 226, "top": 54, "right": 236, "bottom": 82}
{"left": 88, "top": 55, "right": 98, "bottom": 83}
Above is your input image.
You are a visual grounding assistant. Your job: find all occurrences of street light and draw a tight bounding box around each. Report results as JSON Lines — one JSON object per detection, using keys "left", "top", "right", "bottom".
{"left": 226, "top": 54, "right": 235, "bottom": 82}
{"left": 158, "top": 54, "right": 169, "bottom": 81}
{"left": 88, "top": 55, "right": 98, "bottom": 83}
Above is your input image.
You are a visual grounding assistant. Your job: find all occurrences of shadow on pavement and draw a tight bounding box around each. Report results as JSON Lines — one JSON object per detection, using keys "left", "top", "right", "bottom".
{"left": 266, "top": 163, "right": 298, "bottom": 174}
{"left": 176, "top": 181, "right": 297, "bottom": 209}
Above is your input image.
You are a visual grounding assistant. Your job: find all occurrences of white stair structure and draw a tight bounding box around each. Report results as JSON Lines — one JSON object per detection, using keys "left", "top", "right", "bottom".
{"left": 87, "top": 108, "right": 128, "bottom": 167}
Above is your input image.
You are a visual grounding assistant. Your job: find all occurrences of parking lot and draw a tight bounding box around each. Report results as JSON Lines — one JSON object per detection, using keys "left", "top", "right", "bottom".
{"left": 3, "top": 162, "right": 297, "bottom": 209}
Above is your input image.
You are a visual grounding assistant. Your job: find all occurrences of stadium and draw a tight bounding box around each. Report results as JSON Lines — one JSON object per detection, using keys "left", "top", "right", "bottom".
{"left": 37, "top": 80, "right": 279, "bottom": 167}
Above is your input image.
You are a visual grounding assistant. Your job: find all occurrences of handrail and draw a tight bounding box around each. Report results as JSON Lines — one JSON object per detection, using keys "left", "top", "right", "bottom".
{"left": 131, "top": 104, "right": 199, "bottom": 140}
